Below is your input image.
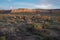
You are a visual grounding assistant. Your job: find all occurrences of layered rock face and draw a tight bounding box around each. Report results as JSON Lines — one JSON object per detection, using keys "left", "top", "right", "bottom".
{"left": 0, "top": 9, "right": 60, "bottom": 14}
{"left": 11, "top": 9, "right": 60, "bottom": 14}
{"left": 11, "top": 9, "right": 36, "bottom": 13}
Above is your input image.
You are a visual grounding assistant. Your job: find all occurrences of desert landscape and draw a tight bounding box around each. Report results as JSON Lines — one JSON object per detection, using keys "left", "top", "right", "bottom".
{"left": 0, "top": 9, "right": 60, "bottom": 40}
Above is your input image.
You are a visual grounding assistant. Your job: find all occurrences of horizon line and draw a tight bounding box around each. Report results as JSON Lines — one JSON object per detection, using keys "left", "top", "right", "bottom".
{"left": 0, "top": 8, "right": 60, "bottom": 10}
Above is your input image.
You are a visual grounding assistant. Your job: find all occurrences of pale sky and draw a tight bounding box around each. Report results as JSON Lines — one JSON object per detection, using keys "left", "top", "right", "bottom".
{"left": 0, "top": 0, "right": 60, "bottom": 10}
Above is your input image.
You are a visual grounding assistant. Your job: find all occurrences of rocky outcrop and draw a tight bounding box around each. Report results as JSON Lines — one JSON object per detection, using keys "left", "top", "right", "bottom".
{"left": 0, "top": 9, "right": 60, "bottom": 14}
{"left": 11, "top": 9, "right": 36, "bottom": 13}
{"left": 11, "top": 9, "right": 60, "bottom": 14}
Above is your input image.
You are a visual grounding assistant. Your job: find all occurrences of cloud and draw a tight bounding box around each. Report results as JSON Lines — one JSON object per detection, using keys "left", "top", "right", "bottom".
{"left": 0, "top": 6, "right": 9, "bottom": 10}
{"left": 34, "top": 4, "right": 53, "bottom": 9}
{"left": 0, "top": 5, "right": 13, "bottom": 10}
{"left": 0, "top": 0, "right": 60, "bottom": 10}
{"left": 13, "top": 2, "right": 54, "bottom": 9}
{"left": 0, "top": 2, "right": 56, "bottom": 10}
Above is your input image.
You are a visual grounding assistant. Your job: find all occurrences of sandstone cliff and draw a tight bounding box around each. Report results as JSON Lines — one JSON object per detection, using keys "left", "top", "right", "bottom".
{"left": 11, "top": 9, "right": 36, "bottom": 13}
{"left": 0, "top": 9, "right": 60, "bottom": 14}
